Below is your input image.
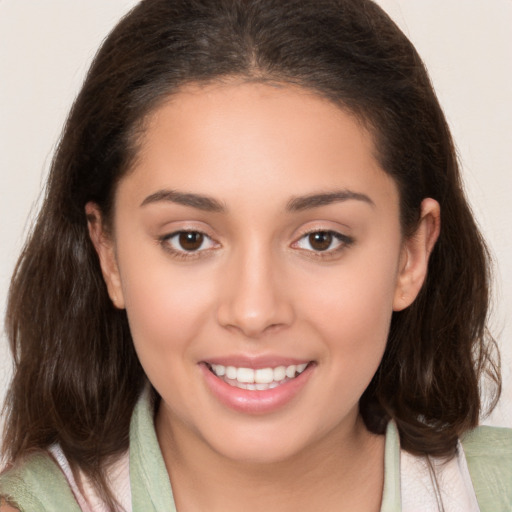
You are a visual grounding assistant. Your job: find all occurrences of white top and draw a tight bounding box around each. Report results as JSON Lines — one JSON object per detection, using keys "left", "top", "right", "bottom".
{"left": 48, "top": 445, "right": 131, "bottom": 512}
{"left": 400, "top": 441, "right": 480, "bottom": 511}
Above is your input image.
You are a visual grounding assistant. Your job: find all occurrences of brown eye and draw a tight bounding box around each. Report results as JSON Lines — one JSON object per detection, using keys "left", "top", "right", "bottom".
{"left": 308, "top": 231, "right": 333, "bottom": 251}
{"left": 178, "top": 232, "right": 204, "bottom": 251}
{"left": 162, "top": 230, "right": 218, "bottom": 258}
{"left": 293, "top": 229, "right": 353, "bottom": 255}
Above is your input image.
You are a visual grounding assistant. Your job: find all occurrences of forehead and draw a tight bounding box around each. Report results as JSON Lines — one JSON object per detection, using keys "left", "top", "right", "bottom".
{"left": 119, "top": 81, "right": 398, "bottom": 213}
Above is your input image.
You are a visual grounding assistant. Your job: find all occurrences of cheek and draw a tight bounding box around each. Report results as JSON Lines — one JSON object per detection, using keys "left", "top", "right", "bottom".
{"left": 300, "top": 277, "right": 393, "bottom": 420}
{"left": 115, "top": 243, "right": 217, "bottom": 366}
{"left": 295, "top": 241, "right": 400, "bottom": 380}
{"left": 302, "top": 245, "right": 399, "bottom": 333}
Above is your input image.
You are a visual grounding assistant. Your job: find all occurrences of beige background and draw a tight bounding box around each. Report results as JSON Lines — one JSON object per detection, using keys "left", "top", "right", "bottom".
{"left": 1, "top": 0, "right": 511, "bottom": 430}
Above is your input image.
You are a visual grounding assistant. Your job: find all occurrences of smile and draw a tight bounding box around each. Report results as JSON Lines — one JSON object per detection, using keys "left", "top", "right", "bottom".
{"left": 200, "top": 360, "right": 315, "bottom": 414}
{"left": 207, "top": 363, "right": 309, "bottom": 390}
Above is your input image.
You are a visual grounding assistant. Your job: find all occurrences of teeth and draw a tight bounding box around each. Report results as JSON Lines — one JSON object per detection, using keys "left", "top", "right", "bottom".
{"left": 255, "top": 367, "right": 273, "bottom": 384}
{"left": 273, "top": 366, "right": 286, "bottom": 381}
{"left": 225, "top": 366, "right": 237, "bottom": 380}
{"left": 285, "top": 365, "right": 296, "bottom": 378}
{"left": 237, "top": 367, "right": 254, "bottom": 383}
{"left": 210, "top": 362, "right": 309, "bottom": 388}
{"left": 297, "top": 363, "right": 308, "bottom": 373}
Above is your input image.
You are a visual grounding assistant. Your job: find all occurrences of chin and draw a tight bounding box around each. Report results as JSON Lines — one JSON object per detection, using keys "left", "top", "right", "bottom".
{"left": 201, "top": 422, "right": 323, "bottom": 467}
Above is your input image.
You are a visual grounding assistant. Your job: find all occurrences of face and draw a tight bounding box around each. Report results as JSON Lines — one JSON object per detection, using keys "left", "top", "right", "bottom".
{"left": 88, "top": 81, "right": 438, "bottom": 465}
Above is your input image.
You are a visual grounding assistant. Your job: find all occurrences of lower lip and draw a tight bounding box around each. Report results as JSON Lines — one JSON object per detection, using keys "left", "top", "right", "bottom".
{"left": 199, "top": 363, "right": 314, "bottom": 414}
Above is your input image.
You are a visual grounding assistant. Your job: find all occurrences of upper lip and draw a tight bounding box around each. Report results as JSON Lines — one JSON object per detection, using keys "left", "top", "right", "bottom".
{"left": 201, "top": 355, "right": 313, "bottom": 369}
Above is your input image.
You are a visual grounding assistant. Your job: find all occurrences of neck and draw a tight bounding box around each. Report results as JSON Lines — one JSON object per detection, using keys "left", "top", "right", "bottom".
{"left": 156, "top": 408, "right": 385, "bottom": 512}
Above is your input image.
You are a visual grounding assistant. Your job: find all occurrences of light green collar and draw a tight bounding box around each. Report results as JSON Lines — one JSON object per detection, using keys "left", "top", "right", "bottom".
{"left": 129, "top": 389, "right": 176, "bottom": 512}
{"left": 380, "top": 421, "right": 402, "bottom": 512}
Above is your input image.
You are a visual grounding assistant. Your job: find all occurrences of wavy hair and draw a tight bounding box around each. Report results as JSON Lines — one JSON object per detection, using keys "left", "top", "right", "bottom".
{"left": 2, "top": 0, "right": 500, "bottom": 506}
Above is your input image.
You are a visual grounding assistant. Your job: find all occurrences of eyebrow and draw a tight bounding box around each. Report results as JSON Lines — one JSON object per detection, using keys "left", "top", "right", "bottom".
{"left": 140, "top": 189, "right": 226, "bottom": 212}
{"left": 286, "top": 190, "right": 375, "bottom": 211}
{"left": 140, "top": 188, "right": 374, "bottom": 213}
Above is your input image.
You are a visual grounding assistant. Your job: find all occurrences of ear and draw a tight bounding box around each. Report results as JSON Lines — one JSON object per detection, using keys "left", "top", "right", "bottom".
{"left": 393, "top": 198, "right": 441, "bottom": 311}
{"left": 85, "top": 202, "right": 125, "bottom": 309}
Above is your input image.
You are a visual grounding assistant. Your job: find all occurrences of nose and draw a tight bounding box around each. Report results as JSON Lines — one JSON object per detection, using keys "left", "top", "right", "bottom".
{"left": 216, "top": 243, "right": 295, "bottom": 338}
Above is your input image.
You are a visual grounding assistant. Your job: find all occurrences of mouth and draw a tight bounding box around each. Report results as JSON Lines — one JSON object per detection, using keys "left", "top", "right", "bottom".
{"left": 205, "top": 362, "right": 311, "bottom": 391}
{"left": 200, "top": 359, "right": 315, "bottom": 414}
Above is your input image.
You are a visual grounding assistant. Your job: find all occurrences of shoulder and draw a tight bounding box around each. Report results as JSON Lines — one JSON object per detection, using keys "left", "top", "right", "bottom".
{"left": 461, "top": 425, "right": 512, "bottom": 511}
{"left": 462, "top": 424, "right": 512, "bottom": 464}
{"left": 462, "top": 424, "right": 512, "bottom": 451}
{"left": 0, "top": 452, "right": 82, "bottom": 512}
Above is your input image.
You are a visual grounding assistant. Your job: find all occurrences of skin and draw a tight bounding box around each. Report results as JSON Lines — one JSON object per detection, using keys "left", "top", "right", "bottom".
{"left": 0, "top": 498, "right": 18, "bottom": 512}
{"left": 87, "top": 81, "right": 440, "bottom": 512}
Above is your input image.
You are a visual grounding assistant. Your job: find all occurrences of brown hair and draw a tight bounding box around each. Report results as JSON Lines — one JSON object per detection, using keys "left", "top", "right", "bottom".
{"left": 2, "top": 0, "right": 500, "bottom": 506}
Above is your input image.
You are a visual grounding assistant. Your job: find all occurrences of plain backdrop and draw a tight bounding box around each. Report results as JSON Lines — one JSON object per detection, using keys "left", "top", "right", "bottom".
{"left": 1, "top": 0, "right": 511, "bottom": 431}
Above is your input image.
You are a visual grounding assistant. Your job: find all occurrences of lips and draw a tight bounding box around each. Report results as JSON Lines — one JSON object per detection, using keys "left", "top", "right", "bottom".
{"left": 200, "top": 358, "right": 315, "bottom": 414}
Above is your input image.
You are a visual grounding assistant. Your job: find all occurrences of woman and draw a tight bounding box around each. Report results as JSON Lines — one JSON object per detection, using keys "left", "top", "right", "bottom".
{"left": 1, "top": 0, "right": 510, "bottom": 510}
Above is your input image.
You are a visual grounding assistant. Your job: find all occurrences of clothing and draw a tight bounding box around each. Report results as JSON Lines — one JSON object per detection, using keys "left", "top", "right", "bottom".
{"left": 47, "top": 444, "right": 131, "bottom": 512}
{"left": 1, "top": 390, "right": 511, "bottom": 512}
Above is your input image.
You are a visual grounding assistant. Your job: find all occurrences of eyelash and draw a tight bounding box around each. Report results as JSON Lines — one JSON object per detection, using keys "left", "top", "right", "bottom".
{"left": 159, "top": 229, "right": 354, "bottom": 260}
{"left": 291, "top": 230, "right": 354, "bottom": 259}
{"left": 160, "top": 230, "right": 219, "bottom": 260}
